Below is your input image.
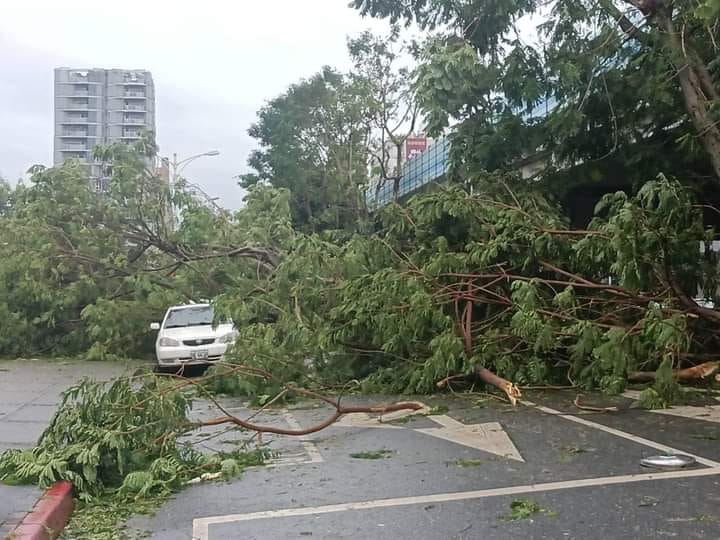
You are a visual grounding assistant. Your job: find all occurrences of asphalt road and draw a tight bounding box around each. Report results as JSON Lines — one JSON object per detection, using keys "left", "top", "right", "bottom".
{"left": 129, "top": 391, "right": 720, "bottom": 540}
{"left": 2, "top": 359, "right": 720, "bottom": 539}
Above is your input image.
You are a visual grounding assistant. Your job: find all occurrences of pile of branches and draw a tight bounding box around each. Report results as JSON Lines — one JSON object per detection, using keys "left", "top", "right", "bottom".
{"left": 0, "top": 367, "right": 420, "bottom": 500}
{"left": 213, "top": 174, "right": 720, "bottom": 407}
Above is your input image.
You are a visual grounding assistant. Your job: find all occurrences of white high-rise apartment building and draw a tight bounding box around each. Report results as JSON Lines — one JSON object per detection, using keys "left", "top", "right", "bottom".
{"left": 53, "top": 67, "right": 156, "bottom": 188}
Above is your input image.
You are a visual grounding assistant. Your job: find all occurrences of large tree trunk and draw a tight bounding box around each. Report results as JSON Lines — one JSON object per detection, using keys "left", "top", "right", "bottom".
{"left": 659, "top": 14, "right": 720, "bottom": 180}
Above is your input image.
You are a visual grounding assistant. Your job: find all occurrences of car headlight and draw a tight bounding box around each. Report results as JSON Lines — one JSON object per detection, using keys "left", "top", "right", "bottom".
{"left": 158, "top": 337, "right": 180, "bottom": 347}
{"left": 218, "top": 332, "right": 237, "bottom": 344}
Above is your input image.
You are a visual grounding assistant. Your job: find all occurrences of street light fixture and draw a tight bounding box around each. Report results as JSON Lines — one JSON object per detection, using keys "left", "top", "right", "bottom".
{"left": 171, "top": 150, "right": 220, "bottom": 185}
{"left": 167, "top": 150, "right": 221, "bottom": 226}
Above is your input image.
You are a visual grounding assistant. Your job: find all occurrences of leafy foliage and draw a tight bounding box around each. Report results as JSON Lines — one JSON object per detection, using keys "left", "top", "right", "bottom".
{"left": 240, "top": 67, "right": 372, "bottom": 232}
{"left": 0, "top": 136, "right": 291, "bottom": 359}
{"left": 0, "top": 374, "right": 266, "bottom": 501}
{"left": 2, "top": 132, "right": 716, "bottom": 407}
{"left": 352, "top": 0, "right": 720, "bottom": 192}
{"left": 503, "top": 499, "right": 549, "bottom": 521}
{"left": 212, "top": 171, "right": 720, "bottom": 403}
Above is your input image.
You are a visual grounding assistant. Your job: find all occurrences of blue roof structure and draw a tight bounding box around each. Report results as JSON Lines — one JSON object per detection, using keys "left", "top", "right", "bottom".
{"left": 365, "top": 94, "right": 565, "bottom": 210}
{"left": 367, "top": 137, "right": 451, "bottom": 209}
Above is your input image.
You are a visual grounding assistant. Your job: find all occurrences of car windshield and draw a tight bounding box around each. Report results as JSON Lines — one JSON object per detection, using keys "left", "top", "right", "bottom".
{"left": 164, "top": 306, "right": 215, "bottom": 328}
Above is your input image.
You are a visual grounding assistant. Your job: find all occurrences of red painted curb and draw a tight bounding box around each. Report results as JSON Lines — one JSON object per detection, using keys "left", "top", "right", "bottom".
{"left": 9, "top": 481, "right": 74, "bottom": 540}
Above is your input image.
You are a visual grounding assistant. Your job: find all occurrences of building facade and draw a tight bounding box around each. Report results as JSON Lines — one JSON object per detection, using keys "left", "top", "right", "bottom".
{"left": 53, "top": 68, "right": 156, "bottom": 187}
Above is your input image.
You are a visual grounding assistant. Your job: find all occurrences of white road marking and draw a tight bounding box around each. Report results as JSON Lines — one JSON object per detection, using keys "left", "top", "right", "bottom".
{"left": 280, "top": 412, "right": 324, "bottom": 464}
{"left": 621, "top": 391, "right": 720, "bottom": 424}
{"left": 335, "top": 406, "right": 523, "bottom": 460}
{"left": 522, "top": 401, "right": 720, "bottom": 468}
{"left": 417, "top": 415, "right": 524, "bottom": 462}
{"left": 191, "top": 467, "right": 720, "bottom": 539}
{"left": 379, "top": 404, "right": 431, "bottom": 422}
{"left": 650, "top": 405, "right": 720, "bottom": 424}
{"left": 334, "top": 412, "right": 404, "bottom": 429}
{"left": 193, "top": 408, "right": 324, "bottom": 467}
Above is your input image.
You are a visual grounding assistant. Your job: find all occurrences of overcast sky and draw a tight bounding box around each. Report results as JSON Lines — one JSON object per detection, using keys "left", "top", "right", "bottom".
{"left": 0, "top": 0, "right": 390, "bottom": 209}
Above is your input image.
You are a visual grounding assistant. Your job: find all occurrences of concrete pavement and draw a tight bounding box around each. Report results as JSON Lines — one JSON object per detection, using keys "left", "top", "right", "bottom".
{"left": 0, "top": 358, "right": 147, "bottom": 536}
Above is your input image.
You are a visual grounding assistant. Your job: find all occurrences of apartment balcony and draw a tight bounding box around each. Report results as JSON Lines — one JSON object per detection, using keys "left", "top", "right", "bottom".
{"left": 59, "top": 132, "right": 90, "bottom": 138}
{"left": 56, "top": 95, "right": 100, "bottom": 101}
{"left": 108, "top": 109, "right": 146, "bottom": 114}
{"left": 121, "top": 118, "right": 146, "bottom": 125}
{"left": 56, "top": 81, "right": 102, "bottom": 86}
{"left": 109, "top": 82, "right": 147, "bottom": 88}
{"left": 60, "top": 148, "right": 89, "bottom": 157}
{"left": 124, "top": 91, "right": 146, "bottom": 99}
{"left": 63, "top": 154, "right": 90, "bottom": 161}
{"left": 61, "top": 140, "right": 88, "bottom": 148}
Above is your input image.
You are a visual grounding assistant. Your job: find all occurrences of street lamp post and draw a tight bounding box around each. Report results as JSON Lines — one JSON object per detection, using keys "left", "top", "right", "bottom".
{"left": 170, "top": 150, "right": 220, "bottom": 187}
{"left": 167, "top": 150, "right": 220, "bottom": 227}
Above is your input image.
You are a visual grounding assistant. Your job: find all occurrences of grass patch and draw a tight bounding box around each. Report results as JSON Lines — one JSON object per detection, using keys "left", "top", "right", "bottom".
{"left": 557, "top": 445, "right": 592, "bottom": 463}
{"left": 349, "top": 449, "right": 394, "bottom": 460}
{"left": 690, "top": 433, "right": 719, "bottom": 441}
{"left": 61, "top": 495, "right": 161, "bottom": 539}
{"left": 502, "top": 499, "right": 554, "bottom": 521}
{"left": 425, "top": 405, "right": 449, "bottom": 415}
{"left": 448, "top": 458, "right": 484, "bottom": 468}
{"left": 560, "top": 445, "right": 589, "bottom": 454}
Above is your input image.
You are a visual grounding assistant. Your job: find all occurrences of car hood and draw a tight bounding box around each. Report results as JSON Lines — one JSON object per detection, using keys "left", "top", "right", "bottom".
{"left": 159, "top": 324, "right": 235, "bottom": 340}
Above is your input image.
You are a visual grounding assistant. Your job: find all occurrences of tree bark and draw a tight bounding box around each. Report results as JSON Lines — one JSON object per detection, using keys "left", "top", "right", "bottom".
{"left": 627, "top": 361, "right": 720, "bottom": 382}
{"left": 474, "top": 365, "right": 523, "bottom": 405}
{"left": 659, "top": 14, "right": 720, "bottom": 180}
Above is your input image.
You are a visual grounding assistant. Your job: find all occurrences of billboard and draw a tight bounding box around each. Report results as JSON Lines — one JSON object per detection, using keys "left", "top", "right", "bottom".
{"left": 405, "top": 137, "right": 428, "bottom": 160}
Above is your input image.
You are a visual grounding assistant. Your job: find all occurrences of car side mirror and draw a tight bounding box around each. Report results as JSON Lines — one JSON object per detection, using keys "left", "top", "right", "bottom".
{"left": 150, "top": 322, "right": 160, "bottom": 331}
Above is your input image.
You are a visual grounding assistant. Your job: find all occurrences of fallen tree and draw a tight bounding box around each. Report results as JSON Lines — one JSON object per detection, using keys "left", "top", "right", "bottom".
{"left": 6, "top": 150, "right": 719, "bottom": 405}
{"left": 0, "top": 367, "right": 421, "bottom": 537}
{"left": 212, "top": 173, "right": 720, "bottom": 408}
{"left": 0, "top": 366, "right": 420, "bottom": 500}
{"left": 3, "top": 171, "right": 720, "bottom": 537}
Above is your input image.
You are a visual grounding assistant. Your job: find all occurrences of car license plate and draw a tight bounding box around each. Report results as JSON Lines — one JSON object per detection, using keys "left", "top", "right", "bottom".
{"left": 191, "top": 350, "right": 209, "bottom": 360}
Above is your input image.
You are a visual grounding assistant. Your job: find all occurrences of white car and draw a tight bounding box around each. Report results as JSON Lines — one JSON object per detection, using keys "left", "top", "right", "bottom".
{"left": 150, "top": 303, "right": 237, "bottom": 369}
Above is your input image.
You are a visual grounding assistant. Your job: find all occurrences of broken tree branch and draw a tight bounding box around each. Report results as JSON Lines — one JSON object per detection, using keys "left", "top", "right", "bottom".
{"left": 627, "top": 361, "right": 720, "bottom": 383}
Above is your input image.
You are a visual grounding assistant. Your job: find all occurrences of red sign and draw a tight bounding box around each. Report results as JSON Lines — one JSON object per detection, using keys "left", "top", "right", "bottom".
{"left": 406, "top": 137, "right": 428, "bottom": 160}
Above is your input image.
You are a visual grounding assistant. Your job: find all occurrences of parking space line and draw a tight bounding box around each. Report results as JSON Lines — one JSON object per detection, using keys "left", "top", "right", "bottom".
{"left": 650, "top": 405, "right": 720, "bottom": 424}
{"left": 281, "top": 412, "right": 324, "bottom": 464}
{"left": 209, "top": 408, "right": 323, "bottom": 467}
{"left": 522, "top": 401, "right": 720, "bottom": 468}
{"left": 621, "top": 391, "right": 720, "bottom": 424}
{"left": 191, "top": 467, "right": 720, "bottom": 539}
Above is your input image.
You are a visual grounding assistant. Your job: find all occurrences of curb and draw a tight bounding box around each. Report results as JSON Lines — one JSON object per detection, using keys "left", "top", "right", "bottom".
{"left": 8, "top": 482, "right": 74, "bottom": 540}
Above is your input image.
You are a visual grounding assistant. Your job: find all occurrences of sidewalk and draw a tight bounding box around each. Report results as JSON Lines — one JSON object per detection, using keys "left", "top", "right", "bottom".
{"left": 0, "top": 358, "right": 146, "bottom": 535}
